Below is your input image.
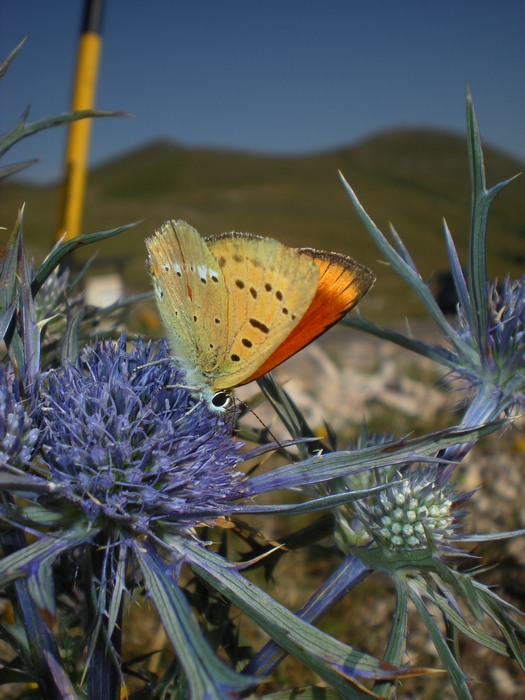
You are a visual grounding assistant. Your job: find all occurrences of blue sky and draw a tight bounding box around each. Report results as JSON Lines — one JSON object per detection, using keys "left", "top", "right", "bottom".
{"left": 2, "top": 1, "right": 524, "bottom": 183}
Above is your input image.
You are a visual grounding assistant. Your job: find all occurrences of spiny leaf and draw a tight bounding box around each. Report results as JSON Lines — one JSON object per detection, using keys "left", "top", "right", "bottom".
{"left": 0, "top": 38, "right": 27, "bottom": 79}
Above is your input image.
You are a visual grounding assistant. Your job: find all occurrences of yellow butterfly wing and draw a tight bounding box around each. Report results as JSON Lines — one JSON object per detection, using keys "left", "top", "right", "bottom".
{"left": 205, "top": 232, "right": 319, "bottom": 391}
{"left": 146, "top": 220, "right": 229, "bottom": 392}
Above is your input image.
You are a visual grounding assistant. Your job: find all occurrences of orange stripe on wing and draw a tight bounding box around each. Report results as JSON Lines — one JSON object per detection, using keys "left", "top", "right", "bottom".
{"left": 236, "top": 249, "right": 375, "bottom": 386}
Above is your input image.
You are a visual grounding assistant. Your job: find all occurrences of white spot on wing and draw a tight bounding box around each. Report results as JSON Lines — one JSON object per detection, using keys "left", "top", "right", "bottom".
{"left": 197, "top": 264, "right": 208, "bottom": 280}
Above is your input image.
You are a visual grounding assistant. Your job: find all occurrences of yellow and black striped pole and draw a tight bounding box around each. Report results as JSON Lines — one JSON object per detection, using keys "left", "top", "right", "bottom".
{"left": 56, "top": 0, "right": 105, "bottom": 242}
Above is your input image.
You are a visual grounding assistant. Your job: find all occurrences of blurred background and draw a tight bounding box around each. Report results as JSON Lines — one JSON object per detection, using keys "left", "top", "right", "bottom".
{"left": 1, "top": 0, "right": 524, "bottom": 321}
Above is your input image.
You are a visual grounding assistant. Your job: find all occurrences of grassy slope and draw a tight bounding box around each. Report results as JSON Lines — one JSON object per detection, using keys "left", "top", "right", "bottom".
{"left": 1, "top": 128, "right": 523, "bottom": 321}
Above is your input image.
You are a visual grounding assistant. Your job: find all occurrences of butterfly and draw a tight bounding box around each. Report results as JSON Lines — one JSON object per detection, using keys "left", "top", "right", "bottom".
{"left": 146, "top": 220, "right": 374, "bottom": 412}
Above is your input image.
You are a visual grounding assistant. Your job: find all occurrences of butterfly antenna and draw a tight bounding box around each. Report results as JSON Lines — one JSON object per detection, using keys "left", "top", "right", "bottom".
{"left": 234, "top": 397, "right": 290, "bottom": 454}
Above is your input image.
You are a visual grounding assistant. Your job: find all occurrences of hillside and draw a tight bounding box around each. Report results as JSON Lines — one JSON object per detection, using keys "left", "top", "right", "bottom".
{"left": 1, "top": 128, "right": 523, "bottom": 321}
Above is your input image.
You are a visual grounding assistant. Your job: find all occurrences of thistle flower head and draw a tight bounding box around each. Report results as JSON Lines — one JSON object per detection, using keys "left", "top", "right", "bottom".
{"left": 456, "top": 276, "right": 525, "bottom": 413}
{"left": 0, "top": 365, "right": 39, "bottom": 468}
{"left": 330, "top": 430, "right": 466, "bottom": 559}
{"left": 354, "top": 466, "right": 457, "bottom": 551}
{"left": 339, "top": 465, "right": 466, "bottom": 566}
{"left": 39, "top": 336, "right": 244, "bottom": 534}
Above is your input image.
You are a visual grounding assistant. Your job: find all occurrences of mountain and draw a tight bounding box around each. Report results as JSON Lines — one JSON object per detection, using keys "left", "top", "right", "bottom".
{"left": 1, "top": 129, "right": 523, "bottom": 320}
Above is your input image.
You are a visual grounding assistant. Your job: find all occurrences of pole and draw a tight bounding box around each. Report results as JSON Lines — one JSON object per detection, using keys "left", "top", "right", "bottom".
{"left": 56, "top": 0, "right": 105, "bottom": 242}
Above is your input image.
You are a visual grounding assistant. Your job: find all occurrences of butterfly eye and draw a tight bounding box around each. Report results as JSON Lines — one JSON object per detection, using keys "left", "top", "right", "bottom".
{"left": 211, "top": 391, "right": 233, "bottom": 411}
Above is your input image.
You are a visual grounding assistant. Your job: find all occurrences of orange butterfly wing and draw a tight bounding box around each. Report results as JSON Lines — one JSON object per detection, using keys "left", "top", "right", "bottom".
{"left": 236, "top": 248, "right": 375, "bottom": 386}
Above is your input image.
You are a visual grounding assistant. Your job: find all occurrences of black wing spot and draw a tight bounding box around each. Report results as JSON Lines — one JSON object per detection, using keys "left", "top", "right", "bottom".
{"left": 265, "top": 283, "right": 272, "bottom": 292}
{"left": 235, "top": 279, "right": 245, "bottom": 289}
{"left": 276, "top": 290, "right": 283, "bottom": 301}
{"left": 231, "top": 353, "right": 241, "bottom": 362}
{"left": 250, "top": 318, "right": 270, "bottom": 334}
{"left": 250, "top": 287, "right": 257, "bottom": 299}
{"left": 242, "top": 338, "right": 253, "bottom": 348}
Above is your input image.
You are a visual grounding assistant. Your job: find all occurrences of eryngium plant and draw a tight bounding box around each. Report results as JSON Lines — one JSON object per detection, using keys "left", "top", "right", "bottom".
{"left": 0, "top": 41, "right": 425, "bottom": 700}
{"left": 243, "top": 96, "right": 525, "bottom": 700}
{"left": 0, "top": 41, "right": 523, "bottom": 700}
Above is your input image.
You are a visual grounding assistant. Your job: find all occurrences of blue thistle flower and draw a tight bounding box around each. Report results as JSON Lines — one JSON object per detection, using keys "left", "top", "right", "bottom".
{"left": 39, "top": 335, "right": 244, "bottom": 534}
{"left": 455, "top": 276, "right": 525, "bottom": 413}
{"left": 32, "top": 335, "right": 393, "bottom": 697}
{"left": 0, "top": 365, "right": 38, "bottom": 468}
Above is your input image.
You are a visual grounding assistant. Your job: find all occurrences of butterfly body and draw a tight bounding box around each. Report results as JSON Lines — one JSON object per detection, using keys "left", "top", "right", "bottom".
{"left": 147, "top": 220, "right": 374, "bottom": 411}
